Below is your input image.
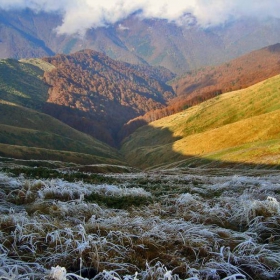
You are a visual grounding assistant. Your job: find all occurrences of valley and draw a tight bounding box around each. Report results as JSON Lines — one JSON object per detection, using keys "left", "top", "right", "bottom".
{"left": 122, "top": 74, "right": 280, "bottom": 169}
{"left": 0, "top": 7, "right": 280, "bottom": 279}
{"left": 1, "top": 44, "right": 280, "bottom": 170}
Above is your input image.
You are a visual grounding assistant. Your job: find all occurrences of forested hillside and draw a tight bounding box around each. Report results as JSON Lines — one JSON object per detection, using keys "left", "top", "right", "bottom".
{"left": 43, "top": 50, "right": 175, "bottom": 146}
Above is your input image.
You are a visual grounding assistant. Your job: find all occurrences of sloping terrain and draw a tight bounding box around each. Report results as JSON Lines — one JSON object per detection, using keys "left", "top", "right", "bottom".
{"left": 1, "top": 47, "right": 280, "bottom": 169}
{"left": 0, "top": 54, "right": 175, "bottom": 147}
{"left": 42, "top": 50, "right": 175, "bottom": 146}
{"left": 0, "top": 51, "right": 176, "bottom": 163}
{"left": 0, "top": 9, "right": 56, "bottom": 58}
{"left": 0, "top": 59, "right": 125, "bottom": 165}
{"left": 1, "top": 9, "right": 280, "bottom": 74}
{"left": 122, "top": 43, "right": 280, "bottom": 134}
{"left": 171, "top": 43, "right": 280, "bottom": 105}
{"left": 121, "top": 74, "right": 280, "bottom": 169}
{"left": 0, "top": 101, "right": 124, "bottom": 165}
{"left": 0, "top": 58, "right": 50, "bottom": 109}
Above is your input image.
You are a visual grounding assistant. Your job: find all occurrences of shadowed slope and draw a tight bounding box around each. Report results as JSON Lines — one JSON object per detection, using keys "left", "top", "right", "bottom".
{"left": 0, "top": 101, "right": 124, "bottom": 165}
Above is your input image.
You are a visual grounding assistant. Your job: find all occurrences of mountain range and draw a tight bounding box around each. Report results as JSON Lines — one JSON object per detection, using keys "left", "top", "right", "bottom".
{"left": 42, "top": 50, "right": 175, "bottom": 146}
{"left": 2, "top": 7, "right": 280, "bottom": 280}
{"left": 1, "top": 9, "right": 280, "bottom": 75}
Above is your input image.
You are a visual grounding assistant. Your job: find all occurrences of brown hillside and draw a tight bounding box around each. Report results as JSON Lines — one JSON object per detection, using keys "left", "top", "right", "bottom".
{"left": 42, "top": 50, "right": 175, "bottom": 146}
{"left": 171, "top": 43, "right": 280, "bottom": 105}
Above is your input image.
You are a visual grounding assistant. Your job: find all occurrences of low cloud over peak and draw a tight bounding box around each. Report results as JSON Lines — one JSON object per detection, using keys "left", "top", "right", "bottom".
{"left": 0, "top": 0, "right": 279, "bottom": 35}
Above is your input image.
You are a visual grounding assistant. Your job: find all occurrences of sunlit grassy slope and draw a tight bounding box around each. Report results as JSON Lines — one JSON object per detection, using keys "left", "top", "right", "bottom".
{"left": 0, "top": 101, "right": 124, "bottom": 165}
{"left": 121, "top": 74, "right": 280, "bottom": 169}
{"left": 0, "top": 58, "right": 50, "bottom": 109}
{"left": 19, "top": 58, "right": 56, "bottom": 72}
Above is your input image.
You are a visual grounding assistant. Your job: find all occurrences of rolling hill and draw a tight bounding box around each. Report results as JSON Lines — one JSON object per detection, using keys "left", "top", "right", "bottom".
{"left": 0, "top": 58, "right": 50, "bottom": 109}
{"left": 0, "top": 58, "right": 125, "bottom": 165}
{"left": 0, "top": 51, "right": 175, "bottom": 148}
{"left": 121, "top": 43, "right": 280, "bottom": 136}
{"left": 1, "top": 45, "right": 280, "bottom": 169}
{"left": 121, "top": 74, "right": 280, "bottom": 169}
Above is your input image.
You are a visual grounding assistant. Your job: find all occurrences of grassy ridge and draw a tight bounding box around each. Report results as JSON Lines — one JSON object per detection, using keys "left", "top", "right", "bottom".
{"left": 0, "top": 143, "right": 123, "bottom": 166}
{"left": 20, "top": 58, "right": 56, "bottom": 72}
{"left": 0, "top": 124, "right": 121, "bottom": 159}
{"left": 0, "top": 102, "right": 120, "bottom": 154}
{"left": 121, "top": 74, "right": 280, "bottom": 169}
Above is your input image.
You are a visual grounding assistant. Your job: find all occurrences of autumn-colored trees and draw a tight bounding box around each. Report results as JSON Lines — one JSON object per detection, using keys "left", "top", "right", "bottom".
{"left": 42, "top": 50, "right": 175, "bottom": 146}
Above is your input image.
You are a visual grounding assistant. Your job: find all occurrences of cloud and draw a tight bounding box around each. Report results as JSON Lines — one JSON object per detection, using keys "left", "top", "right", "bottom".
{"left": 118, "top": 24, "right": 129, "bottom": 31}
{"left": 0, "top": 0, "right": 280, "bottom": 35}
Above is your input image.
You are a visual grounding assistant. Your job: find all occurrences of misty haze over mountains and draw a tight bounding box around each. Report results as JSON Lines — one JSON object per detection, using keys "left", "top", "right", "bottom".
{"left": 2, "top": 0, "right": 280, "bottom": 33}
{"left": 0, "top": 3, "right": 280, "bottom": 74}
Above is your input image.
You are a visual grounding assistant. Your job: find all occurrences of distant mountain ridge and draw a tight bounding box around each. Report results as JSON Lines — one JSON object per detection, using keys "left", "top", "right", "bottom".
{"left": 1, "top": 9, "right": 280, "bottom": 74}
{"left": 171, "top": 43, "right": 280, "bottom": 102}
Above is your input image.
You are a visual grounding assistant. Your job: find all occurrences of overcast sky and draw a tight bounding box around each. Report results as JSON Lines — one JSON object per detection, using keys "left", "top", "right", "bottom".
{"left": 1, "top": 0, "right": 280, "bottom": 35}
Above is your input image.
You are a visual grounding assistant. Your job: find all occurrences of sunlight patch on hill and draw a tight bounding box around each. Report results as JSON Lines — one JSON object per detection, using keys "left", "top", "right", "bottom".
{"left": 122, "top": 74, "right": 280, "bottom": 169}
{"left": 20, "top": 58, "right": 56, "bottom": 72}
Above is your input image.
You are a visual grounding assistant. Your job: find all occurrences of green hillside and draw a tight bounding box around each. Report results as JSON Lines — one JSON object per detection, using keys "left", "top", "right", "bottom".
{"left": 0, "top": 101, "right": 124, "bottom": 165}
{"left": 121, "top": 74, "right": 280, "bottom": 169}
{"left": 0, "top": 143, "right": 123, "bottom": 166}
{"left": 0, "top": 58, "right": 50, "bottom": 109}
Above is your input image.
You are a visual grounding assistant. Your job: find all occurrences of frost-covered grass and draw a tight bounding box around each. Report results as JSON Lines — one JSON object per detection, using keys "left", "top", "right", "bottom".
{"left": 1, "top": 167, "right": 280, "bottom": 279}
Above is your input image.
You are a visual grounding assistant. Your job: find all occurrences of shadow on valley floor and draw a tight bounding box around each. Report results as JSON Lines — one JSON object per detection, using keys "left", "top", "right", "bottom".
{"left": 121, "top": 121, "right": 280, "bottom": 171}
{"left": 0, "top": 101, "right": 280, "bottom": 171}
{"left": 43, "top": 102, "right": 139, "bottom": 148}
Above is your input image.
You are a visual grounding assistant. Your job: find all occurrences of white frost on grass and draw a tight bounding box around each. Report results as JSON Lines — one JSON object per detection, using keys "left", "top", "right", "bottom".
{"left": 0, "top": 170, "right": 280, "bottom": 279}
{"left": 37, "top": 179, "right": 151, "bottom": 200}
